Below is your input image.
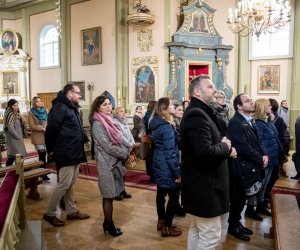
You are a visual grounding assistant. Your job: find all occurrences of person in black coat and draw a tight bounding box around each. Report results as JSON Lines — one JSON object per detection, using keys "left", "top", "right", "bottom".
{"left": 227, "top": 94, "right": 268, "bottom": 241}
{"left": 43, "top": 84, "right": 90, "bottom": 227}
{"left": 180, "top": 75, "right": 236, "bottom": 249}
{"left": 292, "top": 116, "right": 300, "bottom": 179}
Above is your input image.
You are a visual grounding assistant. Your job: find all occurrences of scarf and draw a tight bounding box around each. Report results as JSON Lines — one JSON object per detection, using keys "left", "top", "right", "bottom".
{"left": 134, "top": 111, "right": 143, "bottom": 119}
{"left": 93, "top": 112, "right": 122, "bottom": 145}
{"left": 31, "top": 106, "right": 47, "bottom": 125}
{"left": 3, "top": 107, "right": 22, "bottom": 131}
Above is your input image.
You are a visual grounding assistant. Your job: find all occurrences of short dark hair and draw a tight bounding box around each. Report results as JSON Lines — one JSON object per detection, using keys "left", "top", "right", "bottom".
{"left": 233, "top": 93, "right": 244, "bottom": 112}
{"left": 269, "top": 98, "right": 279, "bottom": 112}
{"left": 62, "top": 83, "right": 76, "bottom": 95}
{"left": 188, "top": 74, "right": 210, "bottom": 96}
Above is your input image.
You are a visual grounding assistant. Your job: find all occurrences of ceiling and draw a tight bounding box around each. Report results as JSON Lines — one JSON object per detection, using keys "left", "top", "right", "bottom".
{"left": 0, "top": 0, "right": 40, "bottom": 10}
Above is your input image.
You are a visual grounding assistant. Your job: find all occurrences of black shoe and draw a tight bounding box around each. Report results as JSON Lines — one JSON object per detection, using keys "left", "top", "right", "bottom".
{"left": 228, "top": 226, "right": 250, "bottom": 241}
{"left": 291, "top": 174, "right": 300, "bottom": 180}
{"left": 59, "top": 198, "right": 65, "bottom": 210}
{"left": 257, "top": 207, "right": 272, "bottom": 216}
{"left": 103, "top": 219, "right": 122, "bottom": 237}
{"left": 245, "top": 210, "right": 263, "bottom": 221}
{"left": 114, "top": 195, "right": 123, "bottom": 201}
{"left": 239, "top": 223, "right": 253, "bottom": 235}
{"left": 43, "top": 175, "right": 50, "bottom": 181}
{"left": 120, "top": 190, "right": 132, "bottom": 199}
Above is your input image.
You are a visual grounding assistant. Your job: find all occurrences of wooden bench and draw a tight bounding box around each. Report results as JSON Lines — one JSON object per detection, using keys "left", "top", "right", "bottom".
{"left": 271, "top": 193, "right": 300, "bottom": 250}
{"left": 0, "top": 161, "right": 50, "bottom": 201}
{"left": 0, "top": 155, "right": 26, "bottom": 250}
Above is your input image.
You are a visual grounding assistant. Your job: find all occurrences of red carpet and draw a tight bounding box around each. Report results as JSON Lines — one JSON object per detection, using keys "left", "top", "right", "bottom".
{"left": 49, "top": 162, "right": 157, "bottom": 191}
{"left": 1, "top": 151, "right": 38, "bottom": 164}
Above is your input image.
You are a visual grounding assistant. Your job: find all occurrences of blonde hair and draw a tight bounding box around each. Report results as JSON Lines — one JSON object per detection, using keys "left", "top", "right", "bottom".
{"left": 114, "top": 106, "right": 125, "bottom": 115}
{"left": 149, "top": 97, "right": 174, "bottom": 126}
{"left": 253, "top": 98, "right": 270, "bottom": 121}
{"left": 31, "top": 96, "right": 42, "bottom": 108}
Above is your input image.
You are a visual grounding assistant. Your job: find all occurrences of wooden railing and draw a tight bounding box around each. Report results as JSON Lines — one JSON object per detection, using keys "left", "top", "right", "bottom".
{"left": 0, "top": 154, "right": 26, "bottom": 250}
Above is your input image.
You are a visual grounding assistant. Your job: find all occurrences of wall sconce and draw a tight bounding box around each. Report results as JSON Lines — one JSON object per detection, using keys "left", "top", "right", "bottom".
{"left": 87, "top": 82, "right": 94, "bottom": 91}
{"left": 216, "top": 57, "right": 222, "bottom": 71}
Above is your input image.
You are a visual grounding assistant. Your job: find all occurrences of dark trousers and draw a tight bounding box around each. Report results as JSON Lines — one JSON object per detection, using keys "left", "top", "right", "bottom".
{"left": 6, "top": 155, "right": 16, "bottom": 166}
{"left": 156, "top": 187, "right": 179, "bottom": 227}
{"left": 264, "top": 164, "right": 280, "bottom": 200}
{"left": 145, "top": 157, "right": 154, "bottom": 181}
{"left": 228, "top": 161, "right": 247, "bottom": 228}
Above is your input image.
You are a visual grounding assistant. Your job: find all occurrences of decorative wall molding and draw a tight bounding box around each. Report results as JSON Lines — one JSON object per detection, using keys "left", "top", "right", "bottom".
{"left": 137, "top": 29, "right": 153, "bottom": 52}
{"left": 131, "top": 56, "right": 159, "bottom": 66}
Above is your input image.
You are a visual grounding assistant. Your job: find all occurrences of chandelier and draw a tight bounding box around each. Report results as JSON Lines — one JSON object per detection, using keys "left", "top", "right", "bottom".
{"left": 227, "top": 0, "right": 291, "bottom": 40}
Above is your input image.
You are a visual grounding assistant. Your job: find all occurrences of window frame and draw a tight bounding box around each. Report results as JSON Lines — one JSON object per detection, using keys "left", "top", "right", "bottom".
{"left": 39, "top": 24, "right": 61, "bottom": 69}
{"left": 249, "top": 4, "right": 295, "bottom": 61}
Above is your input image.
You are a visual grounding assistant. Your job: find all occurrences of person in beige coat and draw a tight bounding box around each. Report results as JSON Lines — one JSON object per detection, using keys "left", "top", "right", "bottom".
{"left": 28, "top": 96, "right": 49, "bottom": 180}
{"left": 4, "top": 99, "right": 27, "bottom": 166}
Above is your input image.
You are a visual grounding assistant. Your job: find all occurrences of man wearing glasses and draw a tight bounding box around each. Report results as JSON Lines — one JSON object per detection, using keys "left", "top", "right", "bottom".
{"left": 43, "top": 83, "right": 90, "bottom": 226}
{"left": 227, "top": 94, "right": 268, "bottom": 241}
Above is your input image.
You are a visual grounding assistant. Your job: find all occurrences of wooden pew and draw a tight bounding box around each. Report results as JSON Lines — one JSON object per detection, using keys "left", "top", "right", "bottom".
{"left": 271, "top": 193, "right": 300, "bottom": 250}
{"left": 0, "top": 161, "right": 50, "bottom": 201}
{"left": 0, "top": 155, "right": 26, "bottom": 250}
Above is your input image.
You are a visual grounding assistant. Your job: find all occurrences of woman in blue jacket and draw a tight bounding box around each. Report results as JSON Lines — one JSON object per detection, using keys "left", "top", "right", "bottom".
{"left": 149, "top": 97, "right": 182, "bottom": 237}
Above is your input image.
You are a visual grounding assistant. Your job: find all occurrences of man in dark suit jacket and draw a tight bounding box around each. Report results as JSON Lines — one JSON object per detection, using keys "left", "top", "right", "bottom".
{"left": 180, "top": 74, "right": 237, "bottom": 249}
{"left": 227, "top": 93, "right": 268, "bottom": 241}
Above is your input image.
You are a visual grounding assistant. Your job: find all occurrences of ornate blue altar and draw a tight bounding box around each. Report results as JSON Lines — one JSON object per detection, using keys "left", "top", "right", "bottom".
{"left": 165, "top": 0, "right": 233, "bottom": 102}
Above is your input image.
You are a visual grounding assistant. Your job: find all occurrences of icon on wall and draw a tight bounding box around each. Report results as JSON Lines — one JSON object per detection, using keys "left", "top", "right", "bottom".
{"left": 81, "top": 27, "right": 102, "bottom": 66}
{"left": 0, "top": 29, "right": 19, "bottom": 55}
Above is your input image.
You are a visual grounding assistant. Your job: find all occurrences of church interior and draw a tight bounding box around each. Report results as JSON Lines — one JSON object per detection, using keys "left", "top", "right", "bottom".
{"left": 1, "top": 0, "right": 300, "bottom": 249}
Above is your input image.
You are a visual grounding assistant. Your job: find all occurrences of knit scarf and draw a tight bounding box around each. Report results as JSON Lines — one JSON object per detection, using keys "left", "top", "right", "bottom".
{"left": 3, "top": 107, "right": 21, "bottom": 130}
{"left": 31, "top": 107, "right": 47, "bottom": 125}
{"left": 93, "top": 112, "right": 121, "bottom": 145}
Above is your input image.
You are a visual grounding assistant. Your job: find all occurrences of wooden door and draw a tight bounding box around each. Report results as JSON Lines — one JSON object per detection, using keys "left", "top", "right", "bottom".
{"left": 37, "top": 92, "right": 57, "bottom": 111}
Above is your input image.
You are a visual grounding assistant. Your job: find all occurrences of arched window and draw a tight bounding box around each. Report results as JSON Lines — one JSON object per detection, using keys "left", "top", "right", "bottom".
{"left": 39, "top": 25, "right": 60, "bottom": 68}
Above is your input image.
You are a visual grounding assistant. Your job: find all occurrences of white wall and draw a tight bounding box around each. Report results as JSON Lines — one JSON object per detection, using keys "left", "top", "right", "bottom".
{"left": 30, "top": 10, "right": 61, "bottom": 96}
{"left": 70, "top": 0, "right": 116, "bottom": 106}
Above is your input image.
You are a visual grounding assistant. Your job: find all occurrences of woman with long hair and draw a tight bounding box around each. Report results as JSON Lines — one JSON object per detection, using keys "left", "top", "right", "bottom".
{"left": 3, "top": 99, "right": 27, "bottom": 166}
{"left": 28, "top": 96, "right": 49, "bottom": 180}
{"left": 91, "top": 95, "right": 131, "bottom": 237}
{"left": 113, "top": 106, "right": 135, "bottom": 200}
{"left": 149, "top": 97, "right": 182, "bottom": 237}
{"left": 245, "top": 98, "right": 281, "bottom": 219}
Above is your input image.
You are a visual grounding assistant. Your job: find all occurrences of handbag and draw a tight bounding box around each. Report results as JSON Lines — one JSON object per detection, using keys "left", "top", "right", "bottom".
{"left": 125, "top": 144, "right": 139, "bottom": 169}
{"left": 137, "top": 135, "right": 154, "bottom": 160}
{"left": 234, "top": 159, "right": 263, "bottom": 197}
{"left": 112, "top": 162, "right": 127, "bottom": 180}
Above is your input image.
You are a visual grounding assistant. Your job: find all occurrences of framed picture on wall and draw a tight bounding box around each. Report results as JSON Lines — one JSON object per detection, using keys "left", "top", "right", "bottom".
{"left": 0, "top": 29, "right": 19, "bottom": 55}
{"left": 81, "top": 27, "right": 102, "bottom": 66}
{"left": 68, "top": 81, "right": 85, "bottom": 101}
{"left": 1, "top": 71, "right": 20, "bottom": 96}
{"left": 258, "top": 65, "right": 280, "bottom": 94}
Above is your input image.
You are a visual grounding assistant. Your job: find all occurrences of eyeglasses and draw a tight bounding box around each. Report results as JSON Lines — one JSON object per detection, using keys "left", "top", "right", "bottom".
{"left": 72, "top": 90, "right": 81, "bottom": 95}
{"left": 216, "top": 97, "right": 226, "bottom": 100}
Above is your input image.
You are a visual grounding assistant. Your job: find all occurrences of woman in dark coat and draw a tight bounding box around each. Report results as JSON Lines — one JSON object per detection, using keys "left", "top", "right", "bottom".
{"left": 247, "top": 98, "right": 280, "bottom": 217}
{"left": 149, "top": 97, "right": 182, "bottom": 237}
{"left": 4, "top": 99, "right": 27, "bottom": 165}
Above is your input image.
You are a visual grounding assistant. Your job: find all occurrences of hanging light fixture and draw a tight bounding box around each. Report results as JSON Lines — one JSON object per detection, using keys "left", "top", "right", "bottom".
{"left": 55, "top": 0, "right": 62, "bottom": 38}
{"left": 227, "top": 0, "right": 291, "bottom": 40}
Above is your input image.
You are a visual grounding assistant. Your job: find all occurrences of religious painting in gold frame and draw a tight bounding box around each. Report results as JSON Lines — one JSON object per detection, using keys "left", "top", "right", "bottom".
{"left": 0, "top": 29, "right": 19, "bottom": 55}
{"left": 258, "top": 65, "right": 280, "bottom": 94}
{"left": 1, "top": 71, "right": 20, "bottom": 96}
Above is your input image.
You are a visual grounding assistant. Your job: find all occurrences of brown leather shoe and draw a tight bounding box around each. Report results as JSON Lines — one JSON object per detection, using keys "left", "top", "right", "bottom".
{"left": 67, "top": 211, "right": 90, "bottom": 220}
{"left": 43, "top": 214, "right": 64, "bottom": 227}
{"left": 168, "top": 226, "right": 182, "bottom": 237}
{"left": 157, "top": 220, "right": 164, "bottom": 231}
